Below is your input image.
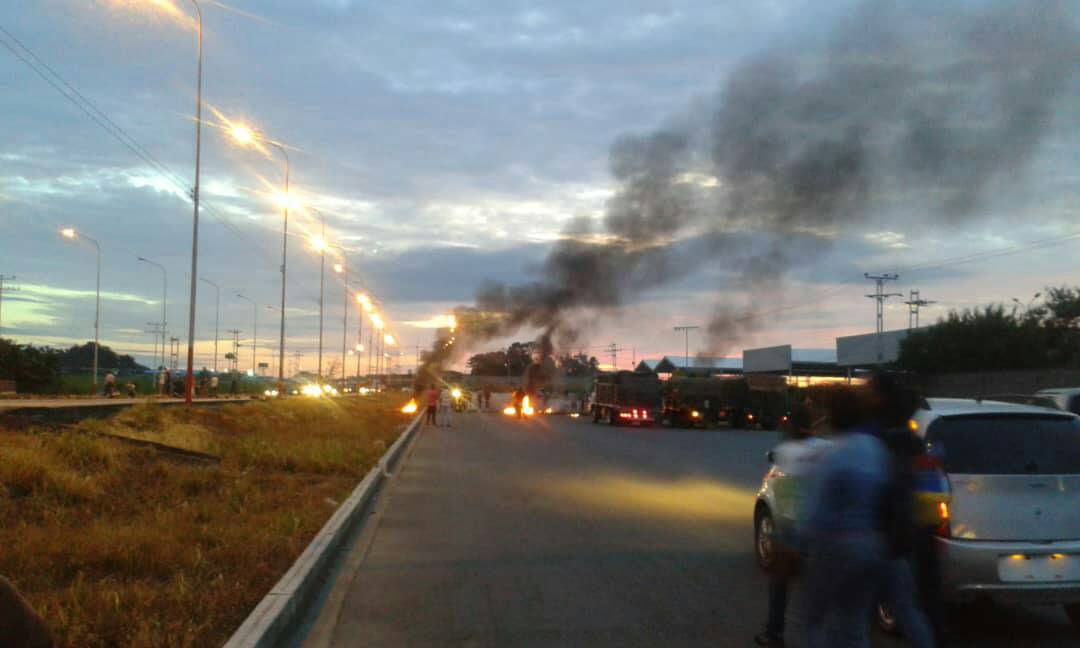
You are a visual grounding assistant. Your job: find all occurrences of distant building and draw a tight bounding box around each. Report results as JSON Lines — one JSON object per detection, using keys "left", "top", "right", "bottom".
{"left": 637, "top": 356, "right": 743, "bottom": 377}
{"left": 743, "top": 345, "right": 845, "bottom": 385}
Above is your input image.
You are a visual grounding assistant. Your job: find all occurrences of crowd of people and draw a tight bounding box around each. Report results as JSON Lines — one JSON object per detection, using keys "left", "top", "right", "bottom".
{"left": 755, "top": 373, "right": 948, "bottom": 648}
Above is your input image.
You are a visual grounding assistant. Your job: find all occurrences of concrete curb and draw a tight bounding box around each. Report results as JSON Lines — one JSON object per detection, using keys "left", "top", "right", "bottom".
{"left": 223, "top": 413, "right": 423, "bottom": 648}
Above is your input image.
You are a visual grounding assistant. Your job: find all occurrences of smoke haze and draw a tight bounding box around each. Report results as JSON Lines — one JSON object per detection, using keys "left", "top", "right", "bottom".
{"left": 418, "top": 0, "right": 1078, "bottom": 383}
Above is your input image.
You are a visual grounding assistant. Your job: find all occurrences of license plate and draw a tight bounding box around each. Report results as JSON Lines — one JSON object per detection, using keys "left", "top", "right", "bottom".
{"left": 998, "top": 554, "right": 1080, "bottom": 583}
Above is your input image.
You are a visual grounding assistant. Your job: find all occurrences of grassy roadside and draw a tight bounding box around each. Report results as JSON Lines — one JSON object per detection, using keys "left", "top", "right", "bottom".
{"left": 0, "top": 394, "right": 412, "bottom": 646}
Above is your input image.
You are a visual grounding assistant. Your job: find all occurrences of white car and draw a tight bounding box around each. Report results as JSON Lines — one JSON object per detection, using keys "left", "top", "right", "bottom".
{"left": 1036, "top": 387, "right": 1080, "bottom": 416}
{"left": 754, "top": 398, "right": 1080, "bottom": 629}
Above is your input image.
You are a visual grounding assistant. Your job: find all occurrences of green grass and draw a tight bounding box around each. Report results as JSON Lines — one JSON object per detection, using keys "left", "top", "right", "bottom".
{"left": 0, "top": 394, "right": 412, "bottom": 646}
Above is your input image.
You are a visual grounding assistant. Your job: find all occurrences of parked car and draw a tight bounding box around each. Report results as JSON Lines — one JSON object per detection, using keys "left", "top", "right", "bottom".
{"left": 1036, "top": 387, "right": 1080, "bottom": 415}
{"left": 754, "top": 397, "right": 1080, "bottom": 630}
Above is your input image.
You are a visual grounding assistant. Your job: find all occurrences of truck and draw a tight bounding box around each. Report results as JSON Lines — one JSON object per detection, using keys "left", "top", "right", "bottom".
{"left": 590, "top": 370, "right": 662, "bottom": 426}
{"left": 662, "top": 374, "right": 789, "bottom": 429}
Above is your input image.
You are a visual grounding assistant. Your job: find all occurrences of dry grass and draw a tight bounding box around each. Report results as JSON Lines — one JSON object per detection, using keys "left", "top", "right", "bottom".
{"left": 0, "top": 395, "right": 412, "bottom": 647}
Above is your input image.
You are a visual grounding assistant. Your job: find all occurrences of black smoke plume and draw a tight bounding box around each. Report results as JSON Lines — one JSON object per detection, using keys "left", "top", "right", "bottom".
{"left": 416, "top": 0, "right": 1078, "bottom": 385}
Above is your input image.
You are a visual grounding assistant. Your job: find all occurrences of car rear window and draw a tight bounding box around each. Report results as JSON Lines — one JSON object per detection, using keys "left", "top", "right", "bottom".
{"left": 927, "top": 414, "right": 1080, "bottom": 475}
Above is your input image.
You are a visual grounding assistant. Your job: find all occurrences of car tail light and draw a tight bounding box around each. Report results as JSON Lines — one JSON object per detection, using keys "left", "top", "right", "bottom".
{"left": 936, "top": 501, "right": 951, "bottom": 538}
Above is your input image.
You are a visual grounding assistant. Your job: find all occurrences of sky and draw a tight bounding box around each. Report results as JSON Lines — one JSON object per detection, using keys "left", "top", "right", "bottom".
{"left": 1, "top": 0, "right": 1078, "bottom": 375}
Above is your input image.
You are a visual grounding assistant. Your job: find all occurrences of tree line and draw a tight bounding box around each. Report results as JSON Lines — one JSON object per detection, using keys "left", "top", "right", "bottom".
{"left": 0, "top": 340, "right": 148, "bottom": 393}
{"left": 896, "top": 286, "right": 1080, "bottom": 373}
{"left": 466, "top": 342, "right": 599, "bottom": 377}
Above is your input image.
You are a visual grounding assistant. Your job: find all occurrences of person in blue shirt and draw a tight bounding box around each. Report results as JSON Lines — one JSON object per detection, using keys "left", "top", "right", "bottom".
{"left": 803, "top": 385, "right": 891, "bottom": 648}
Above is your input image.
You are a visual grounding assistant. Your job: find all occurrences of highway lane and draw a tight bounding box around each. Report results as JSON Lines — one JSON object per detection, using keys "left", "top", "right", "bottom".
{"left": 300, "top": 411, "right": 1076, "bottom": 647}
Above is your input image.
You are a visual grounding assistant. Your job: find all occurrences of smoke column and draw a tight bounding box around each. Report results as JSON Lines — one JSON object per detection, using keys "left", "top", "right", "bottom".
{"left": 416, "top": 0, "right": 1078, "bottom": 384}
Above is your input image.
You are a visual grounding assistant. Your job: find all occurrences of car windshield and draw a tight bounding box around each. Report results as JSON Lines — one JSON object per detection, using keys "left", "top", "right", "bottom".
{"left": 928, "top": 414, "right": 1080, "bottom": 475}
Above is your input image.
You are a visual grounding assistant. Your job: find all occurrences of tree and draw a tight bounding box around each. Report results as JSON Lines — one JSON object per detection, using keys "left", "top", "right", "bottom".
{"left": 467, "top": 351, "right": 508, "bottom": 376}
{"left": 0, "top": 338, "right": 62, "bottom": 393}
{"left": 60, "top": 343, "right": 147, "bottom": 373}
{"left": 557, "top": 352, "right": 600, "bottom": 377}
{"left": 897, "top": 285, "right": 1080, "bottom": 373}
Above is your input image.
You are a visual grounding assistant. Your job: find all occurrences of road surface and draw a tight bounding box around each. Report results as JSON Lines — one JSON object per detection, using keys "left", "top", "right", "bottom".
{"left": 299, "top": 411, "right": 1076, "bottom": 647}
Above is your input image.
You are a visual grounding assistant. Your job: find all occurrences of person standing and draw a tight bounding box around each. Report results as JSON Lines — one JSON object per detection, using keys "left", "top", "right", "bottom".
{"left": 803, "top": 387, "right": 891, "bottom": 648}
{"left": 102, "top": 371, "right": 116, "bottom": 398}
{"left": 511, "top": 388, "right": 525, "bottom": 419}
{"left": 438, "top": 385, "right": 454, "bottom": 428}
{"left": 754, "top": 397, "right": 829, "bottom": 647}
{"left": 209, "top": 374, "right": 219, "bottom": 397}
{"left": 157, "top": 366, "right": 168, "bottom": 396}
{"left": 425, "top": 384, "right": 439, "bottom": 427}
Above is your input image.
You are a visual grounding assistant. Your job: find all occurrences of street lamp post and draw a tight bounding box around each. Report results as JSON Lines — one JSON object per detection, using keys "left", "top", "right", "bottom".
{"left": 178, "top": 0, "right": 205, "bottom": 405}
{"left": 61, "top": 228, "right": 102, "bottom": 389}
{"left": 330, "top": 250, "right": 348, "bottom": 386}
{"left": 199, "top": 277, "right": 219, "bottom": 373}
{"left": 229, "top": 127, "right": 289, "bottom": 395}
{"left": 308, "top": 209, "right": 326, "bottom": 382}
{"left": 236, "top": 294, "right": 258, "bottom": 375}
{"left": 137, "top": 257, "right": 167, "bottom": 373}
{"left": 673, "top": 325, "right": 699, "bottom": 373}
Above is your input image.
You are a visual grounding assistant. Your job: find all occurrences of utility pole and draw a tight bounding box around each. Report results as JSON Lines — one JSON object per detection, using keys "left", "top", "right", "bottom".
{"left": 146, "top": 322, "right": 163, "bottom": 368}
{"left": 227, "top": 329, "right": 242, "bottom": 374}
{"left": 0, "top": 275, "right": 18, "bottom": 337}
{"left": 673, "top": 325, "right": 699, "bottom": 372}
{"left": 199, "top": 278, "right": 219, "bottom": 373}
{"left": 169, "top": 337, "right": 180, "bottom": 372}
{"left": 607, "top": 343, "right": 624, "bottom": 371}
{"left": 864, "top": 273, "right": 902, "bottom": 364}
{"left": 904, "top": 289, "right": 936, "bottom": 329}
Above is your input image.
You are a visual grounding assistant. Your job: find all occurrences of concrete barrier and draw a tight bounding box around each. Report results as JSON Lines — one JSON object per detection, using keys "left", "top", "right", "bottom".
{"left": 223, "top": 413, "right": 423, "bottom": 648}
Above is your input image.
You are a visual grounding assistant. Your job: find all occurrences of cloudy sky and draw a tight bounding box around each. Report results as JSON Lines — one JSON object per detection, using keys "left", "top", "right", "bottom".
{"left": 2, "top": 0, "right": 1078, "bottom": 374}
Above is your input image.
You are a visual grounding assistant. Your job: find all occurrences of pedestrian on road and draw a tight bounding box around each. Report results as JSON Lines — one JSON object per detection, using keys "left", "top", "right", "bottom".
{"left": 483, "top": 387, "right": 491, "bottom": 410}
{"left": 209, "top": 374, "right": 219, "bottom": 397}
{"left": 424, "top": 384, "right": 439, "bottom": 426}
{"left": 873, "top": 374, "right": 936, "bottom": 648}
{"left": 103, "top": 371, "right": 117, "bottom": 398}
{"left": 754, "top": 396, "right": 828, "bottom": 647}
{"left": 125, "top": 381, "right": 137, "bottom": 398}
{"left": 803, "top": 386, "right": 891, "bottom": 648}
{"left": 438, "top": 386, "right": 454, "bottom": 427}
{"left": 475, "top": 390, "right": 483, "bottom": 411}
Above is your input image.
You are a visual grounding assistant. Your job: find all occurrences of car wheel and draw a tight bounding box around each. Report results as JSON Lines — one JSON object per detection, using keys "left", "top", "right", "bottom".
{"left": 754, "top": 507, "right": 776, "bottom": 571}
{"left": 876, "top": 601, "right": 900, "bottom": 636}
{"left": 1065, "top": 603, "right": 1080, "bottom": 629}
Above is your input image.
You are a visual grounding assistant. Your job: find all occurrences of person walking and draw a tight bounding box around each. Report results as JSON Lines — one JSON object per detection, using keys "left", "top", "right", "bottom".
{"left": 802, "top": 386, "right": 891, "bottom": 648}
{"left": 754, "top": 396, "right": 829, "bottom": 647}
{"left": 438, "top": 385, "right": 454, "bottom": 428}
{"left": 511, "top": 388, "right": 525, "bottom": 419}
{"left": 424, "top": 384, "right": 439, "bottom": 427}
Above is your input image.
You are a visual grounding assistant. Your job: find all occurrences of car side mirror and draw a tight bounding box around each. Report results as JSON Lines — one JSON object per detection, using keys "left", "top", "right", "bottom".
{"left": 766, "top": 450, "right": 775, "bottom": 464}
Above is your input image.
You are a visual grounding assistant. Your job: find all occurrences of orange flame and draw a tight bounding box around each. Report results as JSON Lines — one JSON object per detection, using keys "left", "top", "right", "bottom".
{"left": 401, "top": 399, "right": 418, "bottom": 414}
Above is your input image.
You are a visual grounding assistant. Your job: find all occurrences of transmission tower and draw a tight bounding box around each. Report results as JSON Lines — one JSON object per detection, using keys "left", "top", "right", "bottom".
{"left": 864, "top": 273, "right": 902, "bottom": 364}
{"left": 904, "top": 289, "right": 936, "bottom": 329}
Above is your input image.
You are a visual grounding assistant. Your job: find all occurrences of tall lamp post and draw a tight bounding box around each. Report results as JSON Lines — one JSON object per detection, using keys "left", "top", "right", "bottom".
{"left": 228, "top": 124, "right": 290, "bottom": 395}
{"left": 330, "top": 249, "right": 349, "bottom": 385}
{"left": 199, "top": 277, "right": 219, "bottom": 372}
{"left": 673, "top": 325, "right": 699, "bottom": 373}
{"left": 177, "top": 0, "right": 205, "bottom": 404}
{"left": 309, "top": 208, "right": 327, "bottom": 382}
{"left": 236, "top": 293, "right": 258, "bottom": 375}
{"left": 61, "top": 228, "right": 102, "bottom": 389}
{"left": 137, "top": 257, "right": 167, "bottom": 372}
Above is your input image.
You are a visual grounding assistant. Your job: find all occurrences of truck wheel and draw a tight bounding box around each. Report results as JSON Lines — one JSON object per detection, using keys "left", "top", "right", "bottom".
{"left": 592, "top": 406, "right": 600, "bottom": 424}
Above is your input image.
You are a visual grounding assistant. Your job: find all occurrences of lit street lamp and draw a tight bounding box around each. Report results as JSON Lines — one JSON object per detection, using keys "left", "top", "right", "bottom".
{"left": 236, "top": 293, "right": 258, "bottom": 375}
{"left": 199, "top": 277, "right": 219, "bottom": 372}
{"left": 137, "top": 256, "right": 167, "bottom": 372}
{"left": 228, "top": 122, "right": 290, "bottom": 395}
{"left": 61, "top": 228, "right": 102, "bottom": 389}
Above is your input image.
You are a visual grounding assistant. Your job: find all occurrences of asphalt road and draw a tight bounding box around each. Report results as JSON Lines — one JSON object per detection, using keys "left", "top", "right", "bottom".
{"left": 301, "top": 411, "right": 1077, "bottom": 647}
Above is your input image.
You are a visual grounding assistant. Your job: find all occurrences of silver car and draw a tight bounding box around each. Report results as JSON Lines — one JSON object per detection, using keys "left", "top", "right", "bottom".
{"left": 1036, "top": 387, "right": 1080, "bottom": 416}
{"left": 911, "top": 398, "right": 1080, "bottom": 627}
{"left": 753, "top": 398, "right": 1080, "bottom": 629}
